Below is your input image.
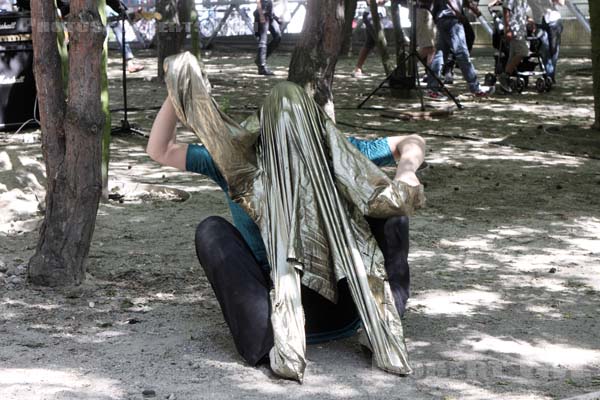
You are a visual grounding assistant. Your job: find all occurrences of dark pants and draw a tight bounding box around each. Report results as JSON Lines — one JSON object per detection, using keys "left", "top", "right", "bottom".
{"left": 194, "top": 215, "right": 411, "bottom": 366}
{"left": 539, "top": 19, "right": 563, "bottom": 80}
{"left": 254, "top": 12, "right": 281, "bottom": 67}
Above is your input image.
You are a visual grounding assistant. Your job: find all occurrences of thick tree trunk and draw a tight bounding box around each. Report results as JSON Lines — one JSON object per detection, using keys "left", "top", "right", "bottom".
{"left": 29, "top": 0, "right": 105, "bottom": 286}
{"left": 590, "top": 0, "right": 600, "bottom": 130}
{"left": 368, "top": 0, "right": 394, "bottom": 75}
{"left": 340, "top": 0, "right": 357, "bottom": 57}
{"left": 288, "top": 0, "right": 345, "bottom": 120}
{"left": 156, "top": 0, "right": 192, "bottom": 80}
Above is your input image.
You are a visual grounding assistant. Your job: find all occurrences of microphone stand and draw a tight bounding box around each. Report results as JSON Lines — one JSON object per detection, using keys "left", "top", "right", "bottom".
{"left": 111, "top": 4, "right": 145, "bottom": 136}
{"left": 358, "top": 0, "right": 463, "bottom": 110}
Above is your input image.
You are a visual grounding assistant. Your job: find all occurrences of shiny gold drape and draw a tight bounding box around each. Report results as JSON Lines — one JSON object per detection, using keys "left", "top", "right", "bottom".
{"left": 164, "top": 52, "right": 424, "bottom": 382}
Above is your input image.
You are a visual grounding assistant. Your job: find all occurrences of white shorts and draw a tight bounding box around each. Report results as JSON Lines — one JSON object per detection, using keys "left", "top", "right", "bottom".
{"left": 416, "top": 8, "right": 436, "bottom": 49}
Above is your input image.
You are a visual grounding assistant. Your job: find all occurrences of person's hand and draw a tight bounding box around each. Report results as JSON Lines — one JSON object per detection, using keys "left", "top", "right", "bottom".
{"left": 505, "top": 29, "right": 513, "bottom": 42}
{"left": 488, "top": 0, "right": 501, "bottom": 6}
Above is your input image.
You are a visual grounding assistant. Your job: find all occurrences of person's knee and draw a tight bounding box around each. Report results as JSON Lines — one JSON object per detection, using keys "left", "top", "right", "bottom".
{"left": 405, "top": 134, "right": 426, "bottom": 152}
{"left": 384, "top": 215, "right": 409, "bottom": 236}
{"left": 195, "top": 216, "right": 231, "bottom": 256}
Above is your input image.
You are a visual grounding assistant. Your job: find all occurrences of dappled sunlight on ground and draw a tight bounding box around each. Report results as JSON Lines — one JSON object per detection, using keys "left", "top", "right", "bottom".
{"left": 464, "top": 335, "right": 600, "bottom": 368}
{"left": 0, "top": 368, "right": 124, "bottom": 400}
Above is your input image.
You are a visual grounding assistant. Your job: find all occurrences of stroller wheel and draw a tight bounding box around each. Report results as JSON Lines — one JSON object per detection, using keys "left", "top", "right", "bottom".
{"left": 484, "top": 73, "right": 496, "bottom": 87}
{"left": 545, "top": 77, "right": 553, "bottom": 92}
{"left": 536, "top": 77, "right": 546, "bottom": 93}
{"left": 512, "top": 77, "right": 525, "bottom": 94}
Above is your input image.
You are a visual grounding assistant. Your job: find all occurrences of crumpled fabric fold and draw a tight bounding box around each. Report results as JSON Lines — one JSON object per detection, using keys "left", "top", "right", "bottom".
{"left": 164, "top": 52, "right": 424, "bottom": 382}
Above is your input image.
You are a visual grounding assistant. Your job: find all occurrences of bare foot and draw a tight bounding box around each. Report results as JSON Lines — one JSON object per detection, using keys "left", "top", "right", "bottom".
{"left": 395, "top": 171, "right": 420, "bottom": 187}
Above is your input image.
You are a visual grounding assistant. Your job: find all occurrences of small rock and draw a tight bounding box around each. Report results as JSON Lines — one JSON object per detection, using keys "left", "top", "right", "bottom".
{"left": 495, "top": 182, "right": 500, "bottom": 187}
{"left": 142, "top": 389, "right": 156, "bottom": 398}
{"left": 0, "top": 261, "right": 7, "bottom": 273}
{"left": 9, "top": 276, "right": 22, "bottom": 285}
{"left": 556, "top": 184, "right": 563, "bottom": 190}
{"left": 88, "top": 301, "right": 95, "bottom": 308}
{"left": 166, "top": 394, "right": 176, "bottom": 400}
{"left": 454, "top": 187, "right": 459, "bottom": 191}
{"left": 97, "top": 321, "right": 113, "bottom": 328}
{"left": 549, "top": 267, "right": 557, "bottom": 274}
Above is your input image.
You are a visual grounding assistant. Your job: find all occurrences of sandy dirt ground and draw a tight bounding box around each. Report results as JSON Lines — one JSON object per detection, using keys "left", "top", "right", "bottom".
{"left": 1, "top": 48, "right": 599, "bottom": 400}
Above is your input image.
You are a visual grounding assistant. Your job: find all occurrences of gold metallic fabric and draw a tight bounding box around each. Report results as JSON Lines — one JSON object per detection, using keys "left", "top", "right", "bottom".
{"left": 164, "top": 52, "right": 424, "bottom": 382}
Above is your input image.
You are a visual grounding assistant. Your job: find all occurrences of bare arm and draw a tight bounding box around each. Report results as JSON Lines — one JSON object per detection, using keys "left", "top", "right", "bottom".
{"left": 146, "top": 97, "right": 188, "bottom": 171}
{"left": 554, "top": 0, "right": 565, "bottom": 6}
{"left": 503, "top": 7, "right": 513, "bottom": 41}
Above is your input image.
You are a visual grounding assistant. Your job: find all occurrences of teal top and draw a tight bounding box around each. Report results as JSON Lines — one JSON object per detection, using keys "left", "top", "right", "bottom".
{"left": 186, "top": 137, "right": 395, "bottom": 343}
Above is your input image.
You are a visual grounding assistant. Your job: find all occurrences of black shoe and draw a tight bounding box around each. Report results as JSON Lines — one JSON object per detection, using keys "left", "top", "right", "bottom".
{"left": 258, "top": 66, "right": 274, "bottom": 76}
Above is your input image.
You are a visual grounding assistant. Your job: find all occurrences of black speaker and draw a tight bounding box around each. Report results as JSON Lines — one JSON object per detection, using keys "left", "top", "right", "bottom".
{"left": 0, "top": 11, "right": 37, "bottom": 131}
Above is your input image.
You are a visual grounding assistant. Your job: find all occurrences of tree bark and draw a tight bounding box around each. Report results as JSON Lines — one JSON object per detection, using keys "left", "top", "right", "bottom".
{"left": 340, "top": 0, "right": 358, "bottom": 57}
{"left": 590, "top": 0, "right": 600, "bottom": 130}
{"left": 368, "top": 0, "right": 394, "bottom": 75}
{"left": 288, "top": 0, "right": 345, "bottom": 120}
{"left": 156, "top": 0, "right": 192, "bottom": 80}
{"left": 29, "top": 0, "right": 105, "bottom": 286}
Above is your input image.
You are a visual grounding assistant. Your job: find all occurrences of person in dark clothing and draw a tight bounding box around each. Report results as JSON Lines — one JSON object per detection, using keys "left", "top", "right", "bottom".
{"left": 254, "top": 0, "right": 281, "bottom": 76}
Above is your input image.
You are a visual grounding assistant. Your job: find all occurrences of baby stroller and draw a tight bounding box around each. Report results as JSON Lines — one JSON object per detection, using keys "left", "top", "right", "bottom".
{"left": 483, "top": 3, "right": 552, "bottom": 93}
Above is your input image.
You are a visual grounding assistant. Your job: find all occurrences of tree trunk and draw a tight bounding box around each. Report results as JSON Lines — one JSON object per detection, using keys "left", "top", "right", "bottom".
{"left": 156, "top": 0, "right": 192, "bottom": 80}
{"left": 29, "top": 0, "right": 105, "bottom": 286}
{"left": 368, "top": 0, "right": 394, "bottom": 75}
{"left": 340, "top": 0, "right": 357, "bottom": 57}
{"left": 288, "top": 0, "right": 345, "bottom": 120}
{"left": 590, "top": 0, "right": 600, "bottom": 130}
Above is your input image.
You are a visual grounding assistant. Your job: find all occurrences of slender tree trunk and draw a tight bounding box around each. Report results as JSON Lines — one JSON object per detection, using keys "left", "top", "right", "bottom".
{"left": 590, "top": 0, "right": 600, "bottom": 130}
{"left": 29, "top": 0, "right": 105, "bottom": 286}
{"left": 288, "top": 0, "right": 345, "bottom": 120}
{"left": 340, "top": 0, "right": 358, "bottom": 57}
{"left": 368, "top": 0, "right": 394, "bottom": 75}
{"left": 99, "top": 0, "right": 111, "bottom": 198}
{"left": 156, "top": 0, "right": 192, "bottom": 80}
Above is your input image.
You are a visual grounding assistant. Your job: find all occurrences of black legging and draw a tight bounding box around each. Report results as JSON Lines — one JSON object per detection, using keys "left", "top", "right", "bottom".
{"left": 194, "top": 215, "right": 410, "bottom": 366}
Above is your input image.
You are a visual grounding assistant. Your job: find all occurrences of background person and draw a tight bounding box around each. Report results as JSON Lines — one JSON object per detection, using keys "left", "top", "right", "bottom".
{"left": 352, "top": 0, "right": 386, "bottom": 78}
{"left": 254, "top": 0, "right": 281, "bottom": 76}
{"left": 426, "top": 0, "right": 492, "bottom": 99}
{"left": 498, "top": 0, "right": 529, "bottom": 92}
{"left": 528, "top": 0, "right": 564, "bottom": 83}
